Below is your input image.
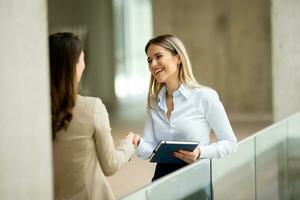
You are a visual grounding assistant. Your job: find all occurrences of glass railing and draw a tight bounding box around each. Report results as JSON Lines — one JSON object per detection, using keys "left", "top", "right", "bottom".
{"left": 255, "top": 120, "right": 288, "bottom": 199}
{"left": 122, "top": 159, "right": 211, "bottom": 200}
{"left": 212, "top": 136, "right": 255, "bottom": 200}
{"left": 287, "top": 114, "right": 300, "bottom": 199}
{"left": 121, "top": 112, "right": 300, "bottom": 200}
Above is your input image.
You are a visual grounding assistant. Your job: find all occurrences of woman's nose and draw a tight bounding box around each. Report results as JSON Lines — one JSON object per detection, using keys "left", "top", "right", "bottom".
{"left": 149, "top": 59, "right": 158, "bottom": 68}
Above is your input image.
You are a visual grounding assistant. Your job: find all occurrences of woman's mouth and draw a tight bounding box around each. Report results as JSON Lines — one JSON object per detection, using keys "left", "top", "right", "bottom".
{"left": 154, "top": 69, "right": 164, "bottom": 75}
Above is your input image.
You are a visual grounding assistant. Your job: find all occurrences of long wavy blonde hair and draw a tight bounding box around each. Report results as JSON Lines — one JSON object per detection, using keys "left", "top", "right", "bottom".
{"left": 145, "top": 34, "right": 201, "bottom": 110}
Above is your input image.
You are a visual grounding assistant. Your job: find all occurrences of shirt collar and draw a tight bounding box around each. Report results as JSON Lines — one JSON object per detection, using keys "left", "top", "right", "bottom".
{"left": 177, "top": 84, "right": 193, "bottom": 99}
{"left": 157, "top": 86, "right": 167, "bottom": 111}
{"left": 158, "top": 84, "right": 193, "bottom": 102}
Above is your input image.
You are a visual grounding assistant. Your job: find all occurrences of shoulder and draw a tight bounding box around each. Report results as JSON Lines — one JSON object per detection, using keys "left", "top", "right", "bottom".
{"left": 77, "top": 95, "right": 98, "bottom": 104}
{"left": 77, "top": 95, "right": 106, "bottom": 111}
{"left": 192, "top": 86, "right": 219, "bottom": 101}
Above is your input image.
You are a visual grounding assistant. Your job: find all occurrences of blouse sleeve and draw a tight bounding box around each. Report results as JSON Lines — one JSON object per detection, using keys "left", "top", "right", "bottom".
{"left": 93, "top": 98, "right": 135, "bottom": 176}
{"left": 199, "top": 89, "right": 238, "bottom": 158}
{"left": 136, "top": 111, "right": 158, "bottom": 159}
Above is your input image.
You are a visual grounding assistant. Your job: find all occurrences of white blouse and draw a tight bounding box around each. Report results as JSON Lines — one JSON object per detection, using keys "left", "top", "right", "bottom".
{"left": 136, "top": 84, "right": 238, "bottom": 160}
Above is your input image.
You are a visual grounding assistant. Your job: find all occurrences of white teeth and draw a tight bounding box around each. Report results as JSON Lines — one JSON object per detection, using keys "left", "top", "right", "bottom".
{"left": 154, "top": 69, "right": 163, "bottom": 75}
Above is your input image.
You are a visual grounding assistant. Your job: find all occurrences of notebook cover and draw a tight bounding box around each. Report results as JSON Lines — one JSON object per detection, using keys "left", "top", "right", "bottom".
{"left": 149, "top": 141, "right": 199, "bottom": 164}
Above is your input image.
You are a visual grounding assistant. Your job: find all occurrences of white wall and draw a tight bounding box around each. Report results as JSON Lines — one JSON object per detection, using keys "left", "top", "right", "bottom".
{"left": 272, "top": 0, "right": 300, "bottom": 121}
{"left": 0, "top": 0, "right": 53, "bottom": 199}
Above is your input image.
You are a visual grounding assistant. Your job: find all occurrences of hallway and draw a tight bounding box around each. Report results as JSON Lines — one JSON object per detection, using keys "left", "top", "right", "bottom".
{"left": 1, "top": 0, "right": 300, "bottom": 199}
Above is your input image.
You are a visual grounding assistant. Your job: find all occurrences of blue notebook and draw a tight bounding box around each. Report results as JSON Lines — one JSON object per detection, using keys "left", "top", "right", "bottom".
{"left": 149, "top": 140, "right": 199, "bottom": 164}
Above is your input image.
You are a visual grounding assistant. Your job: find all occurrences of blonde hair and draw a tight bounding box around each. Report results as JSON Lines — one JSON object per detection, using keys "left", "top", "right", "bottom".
{"left": 145, "top": 34, "right": 201, "bottom": 110}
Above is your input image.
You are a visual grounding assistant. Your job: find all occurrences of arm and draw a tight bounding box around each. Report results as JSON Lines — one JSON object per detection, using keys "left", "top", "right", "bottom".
{"left": 199, "top": 89, "right": 238, "bottom": 158}
{"left": 135, "top": 111, "right": 159, "bottom": 159}
{"left": 93, "top": 98, "right": 135, "bottom": 176}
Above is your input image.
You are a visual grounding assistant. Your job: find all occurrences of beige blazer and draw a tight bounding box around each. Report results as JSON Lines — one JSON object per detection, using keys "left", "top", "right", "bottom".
{"left": 53, "top": 95, "right": 134, "bottom": 200}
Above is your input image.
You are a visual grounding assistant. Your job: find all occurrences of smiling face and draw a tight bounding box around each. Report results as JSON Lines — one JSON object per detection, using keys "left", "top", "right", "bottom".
{"left": 147, "top": 44, "right": 181, "bottom": 84}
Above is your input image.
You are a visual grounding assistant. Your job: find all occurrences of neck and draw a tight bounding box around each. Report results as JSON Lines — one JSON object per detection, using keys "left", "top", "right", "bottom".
{"left": 166, "top": 92, "right": 173, "bottom": 98}
{"left": 165, "top": 80, "right": 181, "bottom": 96}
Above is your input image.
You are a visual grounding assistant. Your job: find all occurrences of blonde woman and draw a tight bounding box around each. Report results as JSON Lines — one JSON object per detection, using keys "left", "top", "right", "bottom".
{"left": 133, "top": 34, "right": 238, "bottom": 181}
{"left": 50, "top": 32, "right": 135, "bottom": 200}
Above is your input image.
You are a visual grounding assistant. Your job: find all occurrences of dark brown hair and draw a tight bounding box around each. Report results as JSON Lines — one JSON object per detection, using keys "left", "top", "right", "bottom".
{"left": 49, "top": 32, "right": 82, "bottom": 139}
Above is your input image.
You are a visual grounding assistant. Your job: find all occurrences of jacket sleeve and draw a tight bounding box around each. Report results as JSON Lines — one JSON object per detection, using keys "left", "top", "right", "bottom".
{"left": 93, "top": 98, "right": 135, "bottom": 176}
{"left": 199, "top": 89, "right": 238, "bottom": 158}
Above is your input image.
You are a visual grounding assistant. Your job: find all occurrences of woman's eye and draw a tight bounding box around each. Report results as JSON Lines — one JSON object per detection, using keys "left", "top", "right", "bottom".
{"left": 147, "top": 59, "right": 152, "bottom": 64}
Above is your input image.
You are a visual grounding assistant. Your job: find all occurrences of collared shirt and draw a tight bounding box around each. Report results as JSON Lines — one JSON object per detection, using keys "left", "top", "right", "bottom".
{"left": 136, "top": 84, "right": 238, "bottom": 159}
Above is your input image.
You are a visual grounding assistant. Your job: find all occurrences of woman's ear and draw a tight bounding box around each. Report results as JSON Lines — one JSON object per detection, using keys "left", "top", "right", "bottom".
{"left": 177, "top": 55, "right": 182, "bottom": 65}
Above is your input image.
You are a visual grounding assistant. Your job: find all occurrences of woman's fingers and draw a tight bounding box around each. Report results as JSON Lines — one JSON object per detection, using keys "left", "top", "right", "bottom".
{"left": 133, "top": 134, "right": 140, "bottom": 147}
{"left": 126, "top": 132, "right": 134, "bottom": 141}
{"left": 173, "top": 152, "right": 193, "bottom": 163}
{"left": 178, "top": 148, "right": 200, "bottom": 158}
{"left": 177, "top": 150, "right": 194, "bottom": 156}
{"left": 174, "top": 148, "right": 201, "bottom": 163}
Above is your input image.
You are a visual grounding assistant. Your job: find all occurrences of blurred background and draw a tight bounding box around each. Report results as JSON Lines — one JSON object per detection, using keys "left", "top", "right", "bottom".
{"left": 1, "top": 0, "right": 300, "bottom": 199}
{"left": 48, "top": 0, "right": 272, "bottom": 121}
{"left": 47, "top": 1, "right": 272, "bottom": 197}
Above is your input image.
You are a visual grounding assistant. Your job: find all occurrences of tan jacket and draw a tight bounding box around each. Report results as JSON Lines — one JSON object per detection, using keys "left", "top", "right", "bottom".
{"left": 53, "top": 95, "right": 134, "bottom": 200}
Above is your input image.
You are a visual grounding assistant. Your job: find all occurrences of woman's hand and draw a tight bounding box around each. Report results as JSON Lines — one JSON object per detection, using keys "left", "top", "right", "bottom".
{"left": 126, "top": 132, "right": 135, "bottom": 142}
{"left": 127, "top": 132, "right": 140, "bottom": 148}
{"left": 173, "top": 147, "right": 201, "bottom": 164}
{"left": 132, "top": 134, "right": 141, "bottom": 148}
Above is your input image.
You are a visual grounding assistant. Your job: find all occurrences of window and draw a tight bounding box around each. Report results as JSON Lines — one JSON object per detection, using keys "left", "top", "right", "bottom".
{"left": 113, "top": 0, "right": 153, "bottom": 98}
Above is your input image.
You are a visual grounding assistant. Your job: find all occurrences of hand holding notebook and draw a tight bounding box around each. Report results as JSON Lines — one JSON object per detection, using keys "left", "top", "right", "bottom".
{"left": 149, "top": 140, "right": 199, "bottom": 164}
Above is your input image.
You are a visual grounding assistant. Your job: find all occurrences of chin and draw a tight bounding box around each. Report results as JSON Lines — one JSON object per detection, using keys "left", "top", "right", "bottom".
{"left": 154, "top": 77, "right": 166, "bottom": 83}
{"left": 154, "top": 74, "right": 167, "bottom": 83}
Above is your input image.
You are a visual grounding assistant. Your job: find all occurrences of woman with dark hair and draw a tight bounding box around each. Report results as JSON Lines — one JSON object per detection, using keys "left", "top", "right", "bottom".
{"left": 50, "top": 32, "right": 135, "bottom": 200}
{"left": 133, "top": 34, "right": 238, "bottom": 182}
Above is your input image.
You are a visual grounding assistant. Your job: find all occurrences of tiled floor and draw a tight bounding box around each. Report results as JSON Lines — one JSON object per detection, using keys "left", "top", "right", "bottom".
{"left": 107, "top": 98, "right": 272, "bottom": 199}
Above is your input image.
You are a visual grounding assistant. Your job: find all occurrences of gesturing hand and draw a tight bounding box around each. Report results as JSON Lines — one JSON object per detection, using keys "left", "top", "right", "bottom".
{"left": 173, "top": 147, "right": 201, "bottom": 164}
{"left": 126, "top": 132, "right": 140, "bottom": 148}
{"left": 126, "top": 132, "right": 135, "bottom": 142}
{"left": 132, "top": 134, "right": 141, "bottom": 148}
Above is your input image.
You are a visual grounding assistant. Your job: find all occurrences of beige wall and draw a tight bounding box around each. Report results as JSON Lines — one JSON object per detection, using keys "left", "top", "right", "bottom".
{"left": 0, "top": 0, "right": 53, "bottom": 199}
{"left": 272, "top": 0, "right": 300, "bottom": 121}
{"left": 152, "top": 0, "right": 272, "bottom": 120}
{"left": 48, "top": 0, "right": 116, "bottom": 109}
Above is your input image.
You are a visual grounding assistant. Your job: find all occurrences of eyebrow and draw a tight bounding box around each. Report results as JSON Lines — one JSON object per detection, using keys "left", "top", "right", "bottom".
{"left": 147, "top": 52, "right": 163, "bottom": 61}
